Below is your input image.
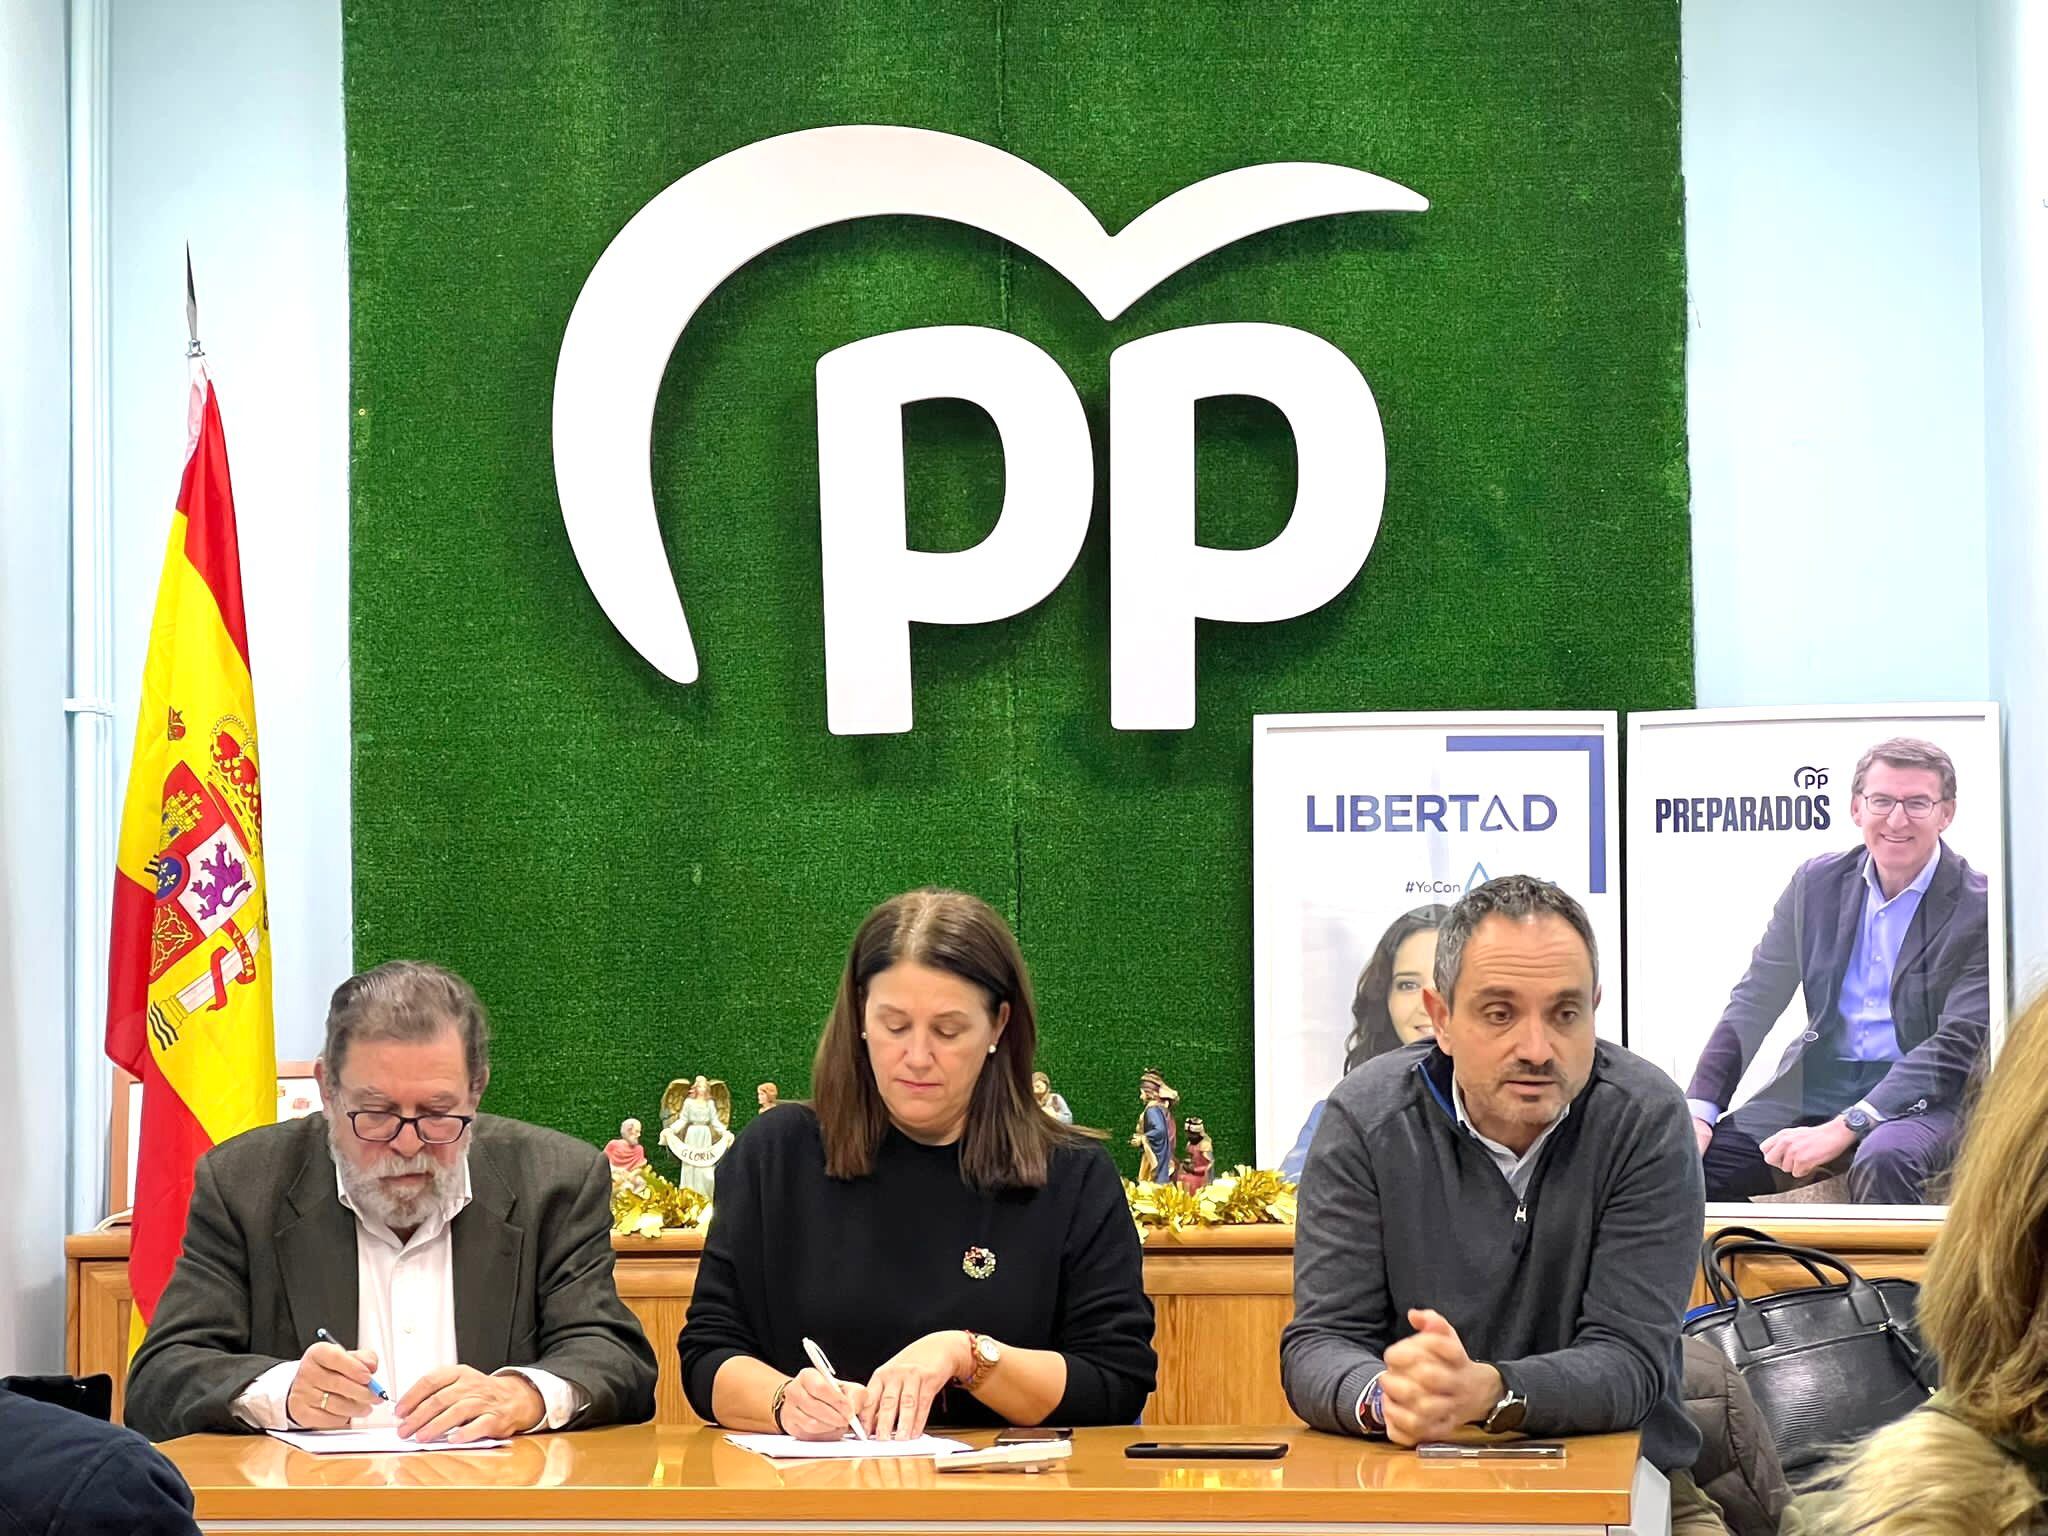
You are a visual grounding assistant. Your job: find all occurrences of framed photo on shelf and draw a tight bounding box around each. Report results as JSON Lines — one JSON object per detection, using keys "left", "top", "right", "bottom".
{"left": 107, "top": 1060, "right": 321, "bottom": 1218}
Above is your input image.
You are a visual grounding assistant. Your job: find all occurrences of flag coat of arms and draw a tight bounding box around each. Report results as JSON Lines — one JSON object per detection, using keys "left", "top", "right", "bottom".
{"left": 106, "top": 361, "right": 277, "bottom": 1345}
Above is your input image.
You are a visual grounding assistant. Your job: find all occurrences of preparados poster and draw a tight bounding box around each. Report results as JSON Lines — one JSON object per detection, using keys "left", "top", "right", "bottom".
{"left": 1626, "top": 705, "right": 2005, "bottom": 1211}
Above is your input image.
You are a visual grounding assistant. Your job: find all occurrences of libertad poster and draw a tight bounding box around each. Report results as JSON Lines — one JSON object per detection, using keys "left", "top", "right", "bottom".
{"left": 1252, "top": 711, "right": 1620, "bottom": 1172}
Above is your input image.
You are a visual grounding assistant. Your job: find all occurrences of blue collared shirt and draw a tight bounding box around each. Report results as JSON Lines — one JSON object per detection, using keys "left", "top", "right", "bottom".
{"left": 1837, "top": 847, "right": 1940, "bottom": 1061}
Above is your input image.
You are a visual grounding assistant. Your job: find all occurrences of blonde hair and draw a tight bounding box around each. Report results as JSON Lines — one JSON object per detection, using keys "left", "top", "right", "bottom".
{"left": 1807, "top": 990, "right": 2048, "bottom": 1534}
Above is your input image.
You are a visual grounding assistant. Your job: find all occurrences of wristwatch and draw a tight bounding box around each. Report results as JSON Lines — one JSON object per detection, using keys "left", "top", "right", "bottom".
{"left": 1360, "top": 1372, "right": 1387, "bottom": 1434}
{"left": 1480, "top": 1384, "right": 1528, "bottom": 1434}
{"left": 960, "top": 1331, "right": 1002, "bottom": 1392}
{"left": 1842, "top": 1106, "right": 1876, "bottom": 1140}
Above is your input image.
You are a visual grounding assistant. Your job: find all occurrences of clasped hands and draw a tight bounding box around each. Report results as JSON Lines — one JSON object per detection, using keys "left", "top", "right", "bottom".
{"left": 778, "top": 1331, "right": 973, "bottom": 1442}
{"left": 288, "top": 1340, "right": 545, "bottom": 1442}
{"left": 1692, "top": 1114, "right": 1857, "bottom": 1180}
{"left": 1373, "top": 1309, "right": 1504, "bottom": 1447}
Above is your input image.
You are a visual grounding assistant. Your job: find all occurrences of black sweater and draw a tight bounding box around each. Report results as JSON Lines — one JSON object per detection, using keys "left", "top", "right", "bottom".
{"left": 679, "top": 1105, "right": 1155, "bottom": 1427}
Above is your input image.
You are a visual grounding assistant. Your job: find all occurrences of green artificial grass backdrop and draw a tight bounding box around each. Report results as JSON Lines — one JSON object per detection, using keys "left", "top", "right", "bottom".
{"left": 343, "top": 0, "right": 1691, "bottom": 1173}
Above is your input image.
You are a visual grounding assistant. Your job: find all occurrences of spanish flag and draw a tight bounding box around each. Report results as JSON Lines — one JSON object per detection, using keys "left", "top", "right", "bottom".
{"left": 106, "top": 360, "right": 277, "bottom": 1348}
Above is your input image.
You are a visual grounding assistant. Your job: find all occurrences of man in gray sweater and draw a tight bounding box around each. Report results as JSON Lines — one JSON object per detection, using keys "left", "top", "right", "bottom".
{"left": 1281, "top": 876, "right": 1723, "bottom": 1533}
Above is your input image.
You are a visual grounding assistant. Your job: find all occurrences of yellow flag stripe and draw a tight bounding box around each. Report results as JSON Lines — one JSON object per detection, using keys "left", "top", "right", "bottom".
{"left": 115, "top": 513, "right": 260, "bottom": 884}
{"left": 160, "top": 976, "right": 277, "bottom": 1146}
{"left": 111, "top": 507, "right": 275, "bottom": 1147}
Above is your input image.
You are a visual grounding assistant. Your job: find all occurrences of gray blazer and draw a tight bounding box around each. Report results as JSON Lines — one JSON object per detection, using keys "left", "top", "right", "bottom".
{"left": 125, "top": 1112, "right": 657, "bottom": 1441}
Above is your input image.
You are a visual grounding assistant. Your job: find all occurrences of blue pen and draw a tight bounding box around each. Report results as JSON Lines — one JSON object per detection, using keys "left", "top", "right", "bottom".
{"left": 314, "top": 1327, "right": 390, "bottom": 1401}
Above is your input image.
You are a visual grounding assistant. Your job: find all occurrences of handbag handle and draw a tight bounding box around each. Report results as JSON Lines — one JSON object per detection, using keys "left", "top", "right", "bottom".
{"left": 1699, "top": 1226, "right": 1837, "bottom": 1306}
{"left": 1700, "top": 1230, "right": 1893, "bottom": 1353}
{"left": 1710, "top": 1239, "right": 1864, "bottom": 1297}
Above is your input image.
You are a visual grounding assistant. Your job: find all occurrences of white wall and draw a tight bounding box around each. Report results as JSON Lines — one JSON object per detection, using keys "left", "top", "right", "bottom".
{"left": 105, "top": 0, "right": 352, "bottom": 1063}
{"left": 0, "top": 0, "right": 79, "bottom": 1370}
{"left": 1683, "top": 0, "right": 1990, "bottom": 708}
{"left": 1979, "top": 0, "right": 2048, "bottom": 994}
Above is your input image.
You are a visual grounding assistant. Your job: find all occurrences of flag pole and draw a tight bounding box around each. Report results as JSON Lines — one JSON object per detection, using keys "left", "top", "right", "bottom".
{"left": 184, "top": 243, "right": 203, "bottom": 359}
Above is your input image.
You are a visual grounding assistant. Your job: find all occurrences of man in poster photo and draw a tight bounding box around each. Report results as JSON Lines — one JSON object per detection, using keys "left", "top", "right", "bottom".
{"left": 1687, "top": 738, "right": 1990, "bottom": 1203}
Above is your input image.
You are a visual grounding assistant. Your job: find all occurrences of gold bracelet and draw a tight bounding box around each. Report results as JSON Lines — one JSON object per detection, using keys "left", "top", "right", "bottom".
{"left": 770, "top": 1379, "right": 790, "bottom": 1431}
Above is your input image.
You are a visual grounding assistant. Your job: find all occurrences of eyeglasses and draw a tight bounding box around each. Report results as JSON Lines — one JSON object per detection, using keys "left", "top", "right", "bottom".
{"left": 345, "top": 1109, "right": 474, "bottom": 1144}
{"left": 1860, "top": 794, "right": 1947, "bottom": 821}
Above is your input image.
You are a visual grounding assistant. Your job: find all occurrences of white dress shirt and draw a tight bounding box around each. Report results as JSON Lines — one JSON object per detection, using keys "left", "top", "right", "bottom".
{"left": 232, "top": 1160, "right": 585, "bottom": 1431}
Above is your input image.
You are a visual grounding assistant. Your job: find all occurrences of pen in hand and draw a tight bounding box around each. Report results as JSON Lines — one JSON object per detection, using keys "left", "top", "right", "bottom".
{"left": 800, "top": 1336, "right": 869, "bottom": 1441}
{"left": 314, "top": 1327, "right": 391, "bottom": 1402}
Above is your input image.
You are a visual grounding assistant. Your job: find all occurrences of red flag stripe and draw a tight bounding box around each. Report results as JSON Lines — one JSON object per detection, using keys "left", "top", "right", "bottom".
{"left": 175, "top": 384, "right": 252, "bottom": 671}
{"left": 105, "top": 870, "right": 155, "bottom": 1078}
{"left": 126, "top": 1048, "right": 215, "bottom": 1323}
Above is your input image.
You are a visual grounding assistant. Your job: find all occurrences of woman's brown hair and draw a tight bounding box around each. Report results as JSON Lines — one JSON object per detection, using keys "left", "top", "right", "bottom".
{"left": 1796, "top": 987, "right": 2048, "bottom": 1534}
{"left": 811, "top": 887, "right": 1084, "bottom": 1192}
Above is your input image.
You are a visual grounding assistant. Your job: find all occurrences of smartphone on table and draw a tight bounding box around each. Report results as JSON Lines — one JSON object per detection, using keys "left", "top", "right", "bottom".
{"left": 1416, "top": 1442, "right": 1566, "bottom": 1460}
{"left": 1124, "top": 1441, "right": 1289, "bottom": 1459}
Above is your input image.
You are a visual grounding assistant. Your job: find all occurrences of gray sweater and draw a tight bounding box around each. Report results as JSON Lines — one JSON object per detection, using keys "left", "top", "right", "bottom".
{"left": 1280, "top": 1040, "right": 1704, "bottom": 1473}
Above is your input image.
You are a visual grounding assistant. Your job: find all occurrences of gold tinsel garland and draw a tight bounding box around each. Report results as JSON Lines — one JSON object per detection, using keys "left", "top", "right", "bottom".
{"left": 606, "top": 1163, "right": 1295, "bottom": 1238}
{"left": 1124, "top": 1167, "right": 1298, "bottom": 1233}
{"left": 609, "top": 1167, "right": 712, "bottom": 1238}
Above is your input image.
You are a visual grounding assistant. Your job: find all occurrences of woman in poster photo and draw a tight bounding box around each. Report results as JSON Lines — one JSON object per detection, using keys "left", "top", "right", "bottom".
{"left": 1280, "top": 904, "right": 1448, "bottom": 1180}
{"left": 1685, "top": 737, "right": 1991, "bottom": 1205}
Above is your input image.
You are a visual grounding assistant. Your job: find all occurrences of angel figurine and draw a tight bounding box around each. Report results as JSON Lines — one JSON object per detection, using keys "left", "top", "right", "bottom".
{"left": 661, "top": 1075, "right": 734, "bottom": 1197}
{"left": 604, "top": 1117, "right": 650, "bottom": 1195}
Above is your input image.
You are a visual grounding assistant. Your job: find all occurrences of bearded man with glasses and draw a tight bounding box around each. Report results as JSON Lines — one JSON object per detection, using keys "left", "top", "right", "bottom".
{"left": 1686, "top": 738, "right": 1990, "bottom": 1204}
{"left": 126, "top": 962, "right": 657, "bottom": 1441}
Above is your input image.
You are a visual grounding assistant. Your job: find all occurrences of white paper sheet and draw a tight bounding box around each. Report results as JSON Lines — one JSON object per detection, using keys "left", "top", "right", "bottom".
{"left": 266, "top": 1428, "right": 511, "bottom": 1455}
{"left": 725, "top": 1433, "right": 969, "bottom": 1460}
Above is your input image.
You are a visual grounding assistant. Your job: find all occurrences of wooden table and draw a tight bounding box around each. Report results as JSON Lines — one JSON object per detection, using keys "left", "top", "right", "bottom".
{"left": 159, "top": 1423, "right": 1666, "bottom": 1534}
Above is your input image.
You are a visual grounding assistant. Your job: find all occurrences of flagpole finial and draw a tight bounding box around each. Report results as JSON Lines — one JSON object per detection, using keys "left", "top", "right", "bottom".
{"left": 185, "top": 244, "right": 203, "bottom": 359}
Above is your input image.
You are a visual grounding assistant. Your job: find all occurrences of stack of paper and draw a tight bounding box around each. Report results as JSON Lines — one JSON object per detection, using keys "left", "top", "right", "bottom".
{"left": 267, "top": 1428, "right": 510, "bottom": 1455}
{"left": 725, "top": 1433, "right": 970, "bottom": 1460}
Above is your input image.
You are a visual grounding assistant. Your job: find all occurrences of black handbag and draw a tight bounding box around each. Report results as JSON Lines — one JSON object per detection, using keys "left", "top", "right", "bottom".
{"left": 1683, "top": 1226, "right": 1937, "bottom": 1478}
{"left": 0, "top": 1373, "right": 113, "bottom": 1421}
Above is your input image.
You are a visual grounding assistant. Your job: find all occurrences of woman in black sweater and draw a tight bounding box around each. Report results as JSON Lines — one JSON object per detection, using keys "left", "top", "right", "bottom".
{"left": 678, "top": 888, "right": 1155, "bottom": 1440}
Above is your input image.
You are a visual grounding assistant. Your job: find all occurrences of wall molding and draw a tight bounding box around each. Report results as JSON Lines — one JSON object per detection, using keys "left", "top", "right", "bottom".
{"left": 66, "top": 0, "right": 114, "bottom": 1233}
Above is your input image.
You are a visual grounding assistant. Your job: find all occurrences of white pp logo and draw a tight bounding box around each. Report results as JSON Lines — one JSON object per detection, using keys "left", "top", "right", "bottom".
{"left": 553, "top": 126, "right": 1425, "bottom": 733}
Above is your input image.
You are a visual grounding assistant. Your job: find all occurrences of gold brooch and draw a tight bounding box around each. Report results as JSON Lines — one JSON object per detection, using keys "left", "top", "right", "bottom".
{"left": 962, "top": 1246, "right": 996, "bottom": 1280}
